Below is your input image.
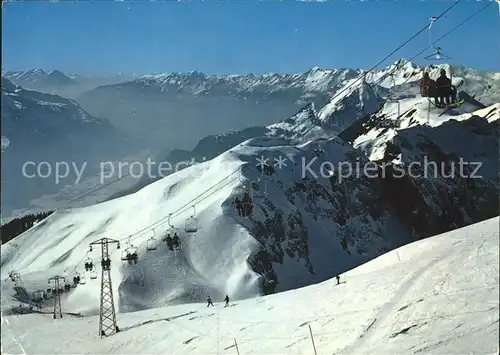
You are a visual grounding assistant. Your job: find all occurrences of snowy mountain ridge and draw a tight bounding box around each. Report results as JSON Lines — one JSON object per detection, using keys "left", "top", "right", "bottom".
{"left": 6, "top": 59, "right": 498, "bottom": 104}
{"left": 114, "top": 58, "right": 499, "bottom": 102}
{"left": 73, "top": 58, "right": 499, "bottom": 151}
{"left": 136, "top": 66, "right": 360, "bottom": 98}
{"left": 3, "top": 69, "right": 78, "bottom": 88}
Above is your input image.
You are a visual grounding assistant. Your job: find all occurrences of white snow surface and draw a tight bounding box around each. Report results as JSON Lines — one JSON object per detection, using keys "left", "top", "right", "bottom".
{"left": 353, "top": 100, "right": 499, "bottom": 162}
{"left": 1, "top": 216, "right": 498, "bottom": 354}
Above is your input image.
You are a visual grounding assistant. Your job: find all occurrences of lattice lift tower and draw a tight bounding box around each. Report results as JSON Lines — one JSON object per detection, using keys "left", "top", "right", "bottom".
{"left": 48, "top": 275, "right": 65, "bottom": 319}
{"left": 89, "top": 237, "right": 121, "bottom": 337}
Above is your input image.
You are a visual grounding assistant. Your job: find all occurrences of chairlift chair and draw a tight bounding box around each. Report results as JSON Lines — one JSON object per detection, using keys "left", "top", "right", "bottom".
{"left": 146, "top": 230, "right": 157, "bottom": 251}
{"left": 121, "top": 236, "right": 138, "bottom": 261}
{"left": 239, "top": 172, "right": 250, "bottom": 191}
{"left": 84, "top": 250, "right": 94, "bottom": 271}
{"left": 424, "top": 46, "right": 451, "bottom": 61}
{"left": 121, "top": 243, "right": 138, "bottom": 264}
{"left": 89, "top": 270, "right": 97, "bottom": 280}
{"left": 121, "top": 249, "right": 129, "bottom": 261}
{"left": 79, "top": 275, "right": 86, "bottom": 285}
{"left": 128, "top": 245, "right": 138, "bottom": 255}
{"left": 425, "top": 16, "right": 451, "bottom": 61}
{"left": 251, "top": 177, "right": 268, "bottom": 199}
{"left": 166, "top": 213, "right": 181, "bottom": 237}
{"left": 32, "top": 290, "right": 44, "bottom": 302}
{"left": 122, "top": 236, "right": 132, "bottom": 258}
{"left": 185, "top": 206, "right": 198, "bottom": 233}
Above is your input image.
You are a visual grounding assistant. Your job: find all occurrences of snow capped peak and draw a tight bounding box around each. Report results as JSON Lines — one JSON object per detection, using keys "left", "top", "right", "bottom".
{"left": 390, "top": 58, "right": 419, "bottom": 71}
{"left": 317, "top": 78, "right": 383, "bottom": 130}
{"left": 4, "top": 68, "right": 77, "bottom": 88}
{"left": 185, "top": 70, "right": 206, "bottom": 77}
{"left": 47, "top": 69, "right": 67, "bottom": 77}
{"left": 126, "top": 67, "right": 362, "bottom": 99}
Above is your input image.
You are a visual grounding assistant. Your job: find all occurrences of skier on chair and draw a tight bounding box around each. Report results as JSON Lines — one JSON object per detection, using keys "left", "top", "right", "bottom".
{"left": 436, "top": 69, "right": 457, "bottom": 107}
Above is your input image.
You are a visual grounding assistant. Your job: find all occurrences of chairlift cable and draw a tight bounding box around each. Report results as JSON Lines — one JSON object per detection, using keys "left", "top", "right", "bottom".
{"left": 118, "top": 0, "right": 464, "bottom": 246}
{"left": 113, "top": 1, "right": 466, "bottom": 247}
{"left": 74, "top": 0, "right": 487, "bottom": 265}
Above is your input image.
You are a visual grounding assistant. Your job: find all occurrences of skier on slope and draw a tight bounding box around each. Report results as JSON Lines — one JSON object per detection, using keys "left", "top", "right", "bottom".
{"left": 224, "top": 295, "right": 230, "bottom": 307}
{"left": 336, "top": 275, "right": 340, "bottom": 285}
{"left": 207, "top": 295, "right": 214, "bottom": 307}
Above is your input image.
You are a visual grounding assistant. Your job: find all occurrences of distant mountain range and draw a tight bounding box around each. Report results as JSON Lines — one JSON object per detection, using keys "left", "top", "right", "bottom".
{"left": 2, "top": 59, "right": 499, "bottom": 221}
{"left": 2, "top": 69, "right": 137, "bottom": 99}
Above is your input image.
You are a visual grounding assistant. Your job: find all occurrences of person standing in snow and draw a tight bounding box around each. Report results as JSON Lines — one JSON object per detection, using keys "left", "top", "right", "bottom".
{"left": 224, "top": 295, "right": 229, "bottom": 307}
{"left": 336, "top": 275, "right": 340, "bottom": 285}
{"left": 207, "top": 295, "right": 214, "bottom": 307}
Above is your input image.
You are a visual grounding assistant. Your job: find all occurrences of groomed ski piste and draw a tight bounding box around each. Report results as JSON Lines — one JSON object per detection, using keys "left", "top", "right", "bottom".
{"left": 1, "top": 217, "right": 498, "bottom": 354}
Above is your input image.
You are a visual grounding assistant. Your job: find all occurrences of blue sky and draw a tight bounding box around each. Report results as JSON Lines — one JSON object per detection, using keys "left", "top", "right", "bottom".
{"left": 2, "top": 1, "right": 499, "bottom": 75}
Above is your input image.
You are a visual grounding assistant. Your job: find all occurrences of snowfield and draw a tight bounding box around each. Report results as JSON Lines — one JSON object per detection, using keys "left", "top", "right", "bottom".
{"left": 1, "top": 216, "right": 498, "bottom": 354}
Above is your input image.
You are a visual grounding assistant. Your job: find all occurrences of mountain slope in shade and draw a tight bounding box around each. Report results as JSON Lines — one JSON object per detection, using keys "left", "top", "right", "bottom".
{"left": 1, "top": 77, "right": 137, "bottom": 215}
{"left": 1, "top": 216, "right": 498, "bottom": 354}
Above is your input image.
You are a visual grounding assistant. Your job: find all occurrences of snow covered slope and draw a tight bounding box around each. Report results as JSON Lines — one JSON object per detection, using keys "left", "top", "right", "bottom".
{"left": 1, "top": 216, "right": 498, "bottom": 354}
{"left": 1, "top": 133, "right": 419, "bottom": 313}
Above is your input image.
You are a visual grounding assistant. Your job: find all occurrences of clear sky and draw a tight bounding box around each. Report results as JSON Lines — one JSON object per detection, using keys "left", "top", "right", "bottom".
{"left": 2, "top": 0, "right": 499, "bottom": 76}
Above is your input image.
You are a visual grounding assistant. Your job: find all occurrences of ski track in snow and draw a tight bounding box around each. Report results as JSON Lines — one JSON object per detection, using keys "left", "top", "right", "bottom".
{"left": 0, "top": 217, "right": 498, "bottom": 354}
{"left": 345, "top": 255, "right": 444, "bottom": 353}
{"left": 1, "top": 310, "right": 28, "bottom": 355}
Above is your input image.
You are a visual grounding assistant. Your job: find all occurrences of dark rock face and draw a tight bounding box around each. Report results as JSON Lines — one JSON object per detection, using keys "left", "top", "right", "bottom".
{"left": 377, "top": 116, "right": 499, "bottom": 239}
{"left": 241, "top": 107, "right": 499, "bottom": 295}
